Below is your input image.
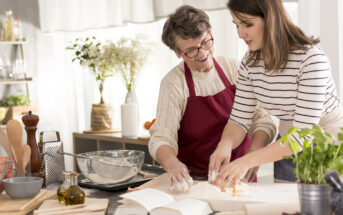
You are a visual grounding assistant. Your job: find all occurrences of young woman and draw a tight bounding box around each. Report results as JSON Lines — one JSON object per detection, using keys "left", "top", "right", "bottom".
{"left": 209, "top": 0, "right": 343, "bottom": 186}
{"left": 148, "top": 5, "right": 277, "bottom": 192}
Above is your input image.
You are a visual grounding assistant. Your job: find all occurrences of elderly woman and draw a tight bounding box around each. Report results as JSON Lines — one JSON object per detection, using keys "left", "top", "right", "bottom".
{"left": 148, "top": 5, "right": 277, "bottom": 192}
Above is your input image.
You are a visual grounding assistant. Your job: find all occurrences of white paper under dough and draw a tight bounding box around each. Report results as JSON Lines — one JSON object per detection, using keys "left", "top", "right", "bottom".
{"left": 153, "top": 180, "right": 299, "bottom": 212}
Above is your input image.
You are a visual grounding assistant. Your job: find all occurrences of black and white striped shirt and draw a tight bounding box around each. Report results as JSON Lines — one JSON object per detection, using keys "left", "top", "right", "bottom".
{"left": 230, "top": 45, "right": 340, "bottom": 146}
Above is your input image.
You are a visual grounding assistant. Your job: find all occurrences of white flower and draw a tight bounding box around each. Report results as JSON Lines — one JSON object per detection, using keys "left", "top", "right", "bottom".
{"left": 87, "top": 46, "right": 100, "bottom": 58}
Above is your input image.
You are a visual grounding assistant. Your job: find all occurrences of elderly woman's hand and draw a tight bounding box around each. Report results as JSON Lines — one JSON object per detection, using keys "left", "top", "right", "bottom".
{"left": 243, "top": 166, "right": 259, "bottom": 182}
{"left": 164, "top": 157, "right": 193, "bottom": 193}
{"left": 208, "top": 143, "right": 232, "bottom": 183}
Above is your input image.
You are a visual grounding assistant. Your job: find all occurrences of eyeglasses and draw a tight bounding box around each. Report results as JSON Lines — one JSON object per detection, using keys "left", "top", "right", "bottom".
{"left": 180, "top": 36, "right": 214, "bottom": 58}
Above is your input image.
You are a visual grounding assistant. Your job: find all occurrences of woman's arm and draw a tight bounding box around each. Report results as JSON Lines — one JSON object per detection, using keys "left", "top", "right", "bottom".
{"left": 249, "top": 104, "right": 278, "bottom": 143}
{"left": 243, "top": 106, "right": 278, "bottom": 181}
{"left": 243, "top": 130, "right": 270, "bottom": 181}
{"left": 148, "top": 72, "right": 193, "bottom": 192}
{"left": 208, "top": 122, "right": 246, "bottom": 174}
{"left": 148, "top": 75, "right": 183, "bottom": 162}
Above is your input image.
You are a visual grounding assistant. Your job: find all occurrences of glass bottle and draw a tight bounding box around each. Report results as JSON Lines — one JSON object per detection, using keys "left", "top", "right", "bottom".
{"left": 57, "top": 171, "right": 71, "bottom": 204}
{"left": 4, "top": 10, "right": 14, "bottom": 41}
{"left": 13, "top": 16, "right": 22, "bottom": 41}
{"left": 64, "top": 172, "right": 85, "bottom": 206}
{"left": 0, "top": 15, "right": 4, "bottom": 41}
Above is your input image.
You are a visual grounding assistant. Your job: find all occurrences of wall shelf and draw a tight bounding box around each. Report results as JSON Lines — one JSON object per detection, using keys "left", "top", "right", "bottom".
{"left": 0, "top": 41, "right": 27, "bottom": 45}
{"left": 0, "top": 77, "right": 32, "bottom": 85}
{"left": 0, "top": 41, "right": 31, "bottom": 101}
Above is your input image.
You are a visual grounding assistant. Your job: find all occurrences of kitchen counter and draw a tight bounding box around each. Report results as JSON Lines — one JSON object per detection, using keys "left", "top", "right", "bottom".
{"left": 28, "top": 176, "right": 300, "bottom": 215}
{"left": 81, "top": 186, "right": 127, "bottom": 215}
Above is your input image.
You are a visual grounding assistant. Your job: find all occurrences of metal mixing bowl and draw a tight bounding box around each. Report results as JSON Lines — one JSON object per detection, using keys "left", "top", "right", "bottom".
{"left": 76, "top": 150, "right": 145, "bottom": 185}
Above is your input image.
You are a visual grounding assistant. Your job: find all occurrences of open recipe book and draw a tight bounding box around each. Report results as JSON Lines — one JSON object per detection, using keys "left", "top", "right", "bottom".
{"left": 114, "top": 188, "right": 213, "bottom": 215}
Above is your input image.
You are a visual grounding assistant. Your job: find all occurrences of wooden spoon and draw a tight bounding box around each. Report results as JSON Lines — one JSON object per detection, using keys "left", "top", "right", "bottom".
{"left": 0, "top": 127, "right": 18, "bottom": 171}
{"left": 6, "top": 119, "right": 24, "bottom": 176}
{"left": 21, "top": 144, "right": 31, "bottom": 173}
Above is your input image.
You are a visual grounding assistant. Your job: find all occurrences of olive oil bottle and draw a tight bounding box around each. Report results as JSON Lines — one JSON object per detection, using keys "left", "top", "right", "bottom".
{"left": 63, "top": 172, "right": 85, "bottom": 206}
{"left": 57, "top": 171, "right": 71, "bottom": 203}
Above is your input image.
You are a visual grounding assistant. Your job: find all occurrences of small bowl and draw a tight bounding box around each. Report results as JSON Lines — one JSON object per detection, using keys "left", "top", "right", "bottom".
{"left": 3, "top": 177, "right": 43, "bottom": 199}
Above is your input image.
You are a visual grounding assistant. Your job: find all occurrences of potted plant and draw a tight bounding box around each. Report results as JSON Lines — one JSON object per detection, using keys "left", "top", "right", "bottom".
{"left": 281, "top": 125, "right": 343, "bottom": 215}
{"left": 0, "top": 90, "right": 36, "bottom": 124}
{"left": 105, "top": 36, "right": 152, "bottom": 137}
{"left": 67, "top": 37, "right": 117, "bottom": 131}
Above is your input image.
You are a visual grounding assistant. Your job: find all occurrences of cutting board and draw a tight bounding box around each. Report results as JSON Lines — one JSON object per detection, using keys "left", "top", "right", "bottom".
{"left": 138, "top": 174, "right": 299, "bottom": 212}
{"left": 34, "top": 198, "right": 109, "bottom": 215}
{"left": 0, "top": 189, "right": 57, "bottom": 215}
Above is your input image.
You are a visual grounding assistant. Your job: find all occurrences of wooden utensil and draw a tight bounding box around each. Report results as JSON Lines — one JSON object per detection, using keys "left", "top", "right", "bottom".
{"left": 6, "top": 119, "right": 24, "bottom": 176}
{"left": 0, "top": 127, "right": 18, "bottom": 171}
{"left": 21, "top": 144, "right": 31, "bottom": 172}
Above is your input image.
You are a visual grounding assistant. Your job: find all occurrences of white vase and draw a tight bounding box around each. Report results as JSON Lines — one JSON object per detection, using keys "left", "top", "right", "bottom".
{"left": 121, "top": 90, "right": 139, "bottom": 137}
{"left": 125, "top": 90, "right": 138, "bottom": 104}
{"left": 121, "top": 103, "right": 139, "bottom": 137}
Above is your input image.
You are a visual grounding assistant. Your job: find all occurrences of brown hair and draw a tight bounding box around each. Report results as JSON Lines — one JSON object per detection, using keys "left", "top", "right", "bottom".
{"left": 162, "top": 5, "right": 211, "bottom": 52}
{"left": 228, "top": 0, "right": 320, "bottom": 72}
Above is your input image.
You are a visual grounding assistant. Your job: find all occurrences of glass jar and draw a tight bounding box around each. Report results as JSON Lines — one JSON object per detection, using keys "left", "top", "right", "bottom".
{"left": 57, "top": 171, "right": 71, "bottom": 204}
{"left": 4, "top": 10, "right": 14, "bottom": 41}
{"left": 63, "top": 171, "right": 85, "bottom": 206}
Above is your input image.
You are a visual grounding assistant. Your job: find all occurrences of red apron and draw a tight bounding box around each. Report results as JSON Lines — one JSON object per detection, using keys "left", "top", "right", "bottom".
{"left": 177, "top": 58, "right": 251, "bottom": 177}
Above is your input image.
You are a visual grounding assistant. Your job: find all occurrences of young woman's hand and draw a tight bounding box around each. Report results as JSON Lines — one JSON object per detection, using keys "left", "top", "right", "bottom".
{"left": 208, "top": 143, "right": 232, "bottom": 183}
{"left": 164, "top": 157, "right": 193, "bottom": 193}
{"left": 212, "top": 157, "right": 250, "bottom": 189}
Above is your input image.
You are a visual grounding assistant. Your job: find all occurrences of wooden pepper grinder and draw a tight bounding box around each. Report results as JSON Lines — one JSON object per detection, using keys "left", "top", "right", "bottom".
{"left": 22, "top": 111, "right": 42, "bottom": 177}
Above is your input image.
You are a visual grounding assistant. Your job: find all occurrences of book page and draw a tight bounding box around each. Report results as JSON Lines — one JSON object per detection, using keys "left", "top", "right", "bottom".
{"left": 120, "top": 188, "right": 175, "bottom": 211}
{"left": 150, "top": 199, "right": 213, "bottom": 215}
{"left": 113, "top": 203, "right": 148, "bottom": 215}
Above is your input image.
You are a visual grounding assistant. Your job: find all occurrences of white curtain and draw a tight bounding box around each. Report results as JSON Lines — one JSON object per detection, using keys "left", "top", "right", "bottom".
{"left": 38, "top": 0, "right": 227, "bottom": 32}
{"left": 297, "top": 0, "right": 343, "bottom": 99}
{"left": 297, "top": 0, "right": 320, "bottom": 38}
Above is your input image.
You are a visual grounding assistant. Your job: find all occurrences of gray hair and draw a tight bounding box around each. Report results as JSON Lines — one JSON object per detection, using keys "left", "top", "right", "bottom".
{"left": 162, "top": 5, "right": 211, "bottom": 51}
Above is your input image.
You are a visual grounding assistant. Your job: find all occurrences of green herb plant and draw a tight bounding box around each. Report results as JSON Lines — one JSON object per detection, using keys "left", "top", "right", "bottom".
{"left": 281, "top": 125, "right": 343, "bottom": 184}
{"left": 0, "top": 90, "right": 30, "bottom": 107}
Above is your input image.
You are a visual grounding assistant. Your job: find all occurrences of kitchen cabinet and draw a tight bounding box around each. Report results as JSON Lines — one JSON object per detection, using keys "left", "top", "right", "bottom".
{"left": 73, "top": 132, "right": 156, "bottom": 171}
